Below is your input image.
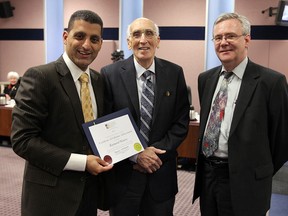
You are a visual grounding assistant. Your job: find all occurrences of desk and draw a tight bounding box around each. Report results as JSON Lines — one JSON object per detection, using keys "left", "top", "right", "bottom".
{"left": 177, "top": 121, "right": 199, "bottom": 159}
{"left": 0, "top": 106, "right": 13, "bottom": 137}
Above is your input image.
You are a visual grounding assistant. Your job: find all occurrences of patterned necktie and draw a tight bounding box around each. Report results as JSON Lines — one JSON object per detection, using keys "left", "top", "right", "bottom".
{"left": 140, "top": 70, "right": 155, "bottom": 143}
{"left": 79, "top": 73, "right": 94, "bottom": 122}
{"left": 202, "top": 71, "right": 233, "bottom": 157}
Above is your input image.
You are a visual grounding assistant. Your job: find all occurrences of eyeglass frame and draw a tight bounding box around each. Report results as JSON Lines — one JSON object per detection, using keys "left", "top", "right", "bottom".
{"left": 211, "top": 33, "right": 247, "bottom": 43}
{"left": 130, "top": 29, "right": 157, "bottom": 39}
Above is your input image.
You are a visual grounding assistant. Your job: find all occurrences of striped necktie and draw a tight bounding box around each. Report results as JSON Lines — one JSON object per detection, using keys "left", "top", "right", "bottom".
{"left": 140, "top": 70, "right": 155, "bottom": 143}
{"left": 202, "top": 71, "right": 233, "bottom": 157}
{"left": 79, "top": 73, "right": 94, "bottom": 122}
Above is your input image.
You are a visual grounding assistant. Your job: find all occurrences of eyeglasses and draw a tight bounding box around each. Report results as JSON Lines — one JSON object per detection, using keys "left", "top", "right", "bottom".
{"left": 130, "top": 29, "right": 157, "bottom": 39}
{"left": 212, "top": 33, "right": 245, "bottom": 43}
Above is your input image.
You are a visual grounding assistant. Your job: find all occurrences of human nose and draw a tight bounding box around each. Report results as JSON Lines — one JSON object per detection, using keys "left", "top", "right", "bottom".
{"left": 219, "top": 36, "right": 229, "bottom": 45}
{"left": 140, "top": 32, "right": 146, "bottom": 38}
{"left": 139, "top": 33, "right": 148, "bottom": 42}
{"left": 82, "top": 38, "right": 91, "bottom": 48}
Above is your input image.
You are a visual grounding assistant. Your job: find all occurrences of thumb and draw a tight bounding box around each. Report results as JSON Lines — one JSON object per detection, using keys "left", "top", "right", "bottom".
{"left": 150, "top": 146, "right": 166, "bottom": 154}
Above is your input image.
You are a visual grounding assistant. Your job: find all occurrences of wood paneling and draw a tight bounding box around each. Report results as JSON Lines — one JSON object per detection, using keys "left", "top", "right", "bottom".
{"left": 0, "top": 106, "right": 12, "bottom": 137}
{"left": 177, "top": 121, "right": 199, "bottom": 159}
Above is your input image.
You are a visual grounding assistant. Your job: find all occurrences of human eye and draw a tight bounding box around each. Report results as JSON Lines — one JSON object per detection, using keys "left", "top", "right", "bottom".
{"left": 132, "top": 31, "right": 141, "bottom": 38}
{"left": 74, "top": 32, "right": 84, "bottom": 40}
{"left": 91, "top": 36, "right": 101, "bottom": 44}
{"left": 213, "top": 35, "right": 222, "bottom": 42}
{"left": 145, "top": 30, "right": 154, "bottom": 37}
{"left": 226, "top": 34, "right": 237, "bottom": 40}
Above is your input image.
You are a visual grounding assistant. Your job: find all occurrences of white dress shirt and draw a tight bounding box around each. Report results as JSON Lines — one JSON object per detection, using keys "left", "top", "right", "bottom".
{"left": 212, "top": 57, "right": 247, "bottom": 158}
{"left": 130, "top": 57, "right": 156, "bottom": 163}
{"left": 62, "top": 52, "right": 98, "bottom": 171}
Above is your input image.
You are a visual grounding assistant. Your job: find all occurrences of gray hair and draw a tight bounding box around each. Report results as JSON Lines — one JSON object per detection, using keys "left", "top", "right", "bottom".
{"left": 7, "top": 71, "right": 19, "bottom": 80}
{"left": 126, "top": 17, "right": 160, "bottom": 39}
{"left": 214, "top": 12, "right": 251, "bottom": 35}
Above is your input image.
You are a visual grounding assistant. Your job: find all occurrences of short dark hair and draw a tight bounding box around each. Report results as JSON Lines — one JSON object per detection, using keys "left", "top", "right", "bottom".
{"left": 67, "top": 10, "right": 103, "bottom": 36}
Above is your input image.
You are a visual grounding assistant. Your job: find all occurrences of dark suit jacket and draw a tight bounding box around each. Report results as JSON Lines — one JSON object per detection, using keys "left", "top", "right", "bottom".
{"left": 193, "top": 59, "right": 288, "bottom": 216}
{"left": 11, "top": 56, "right": 105, "bottom": 216}
{"left": 101, "top": 55, "right": 190, "bottom": 203}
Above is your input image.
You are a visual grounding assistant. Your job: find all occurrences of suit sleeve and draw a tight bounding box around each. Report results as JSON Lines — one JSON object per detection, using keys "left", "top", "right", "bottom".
{"left": 11, "top": 67, "right": 70, "bottom": 176}
{"left": 152, "top": 67, "right": 190, "bottom": 162}
{"left": 269, "top": 75, "right": 288, "bottom": 174}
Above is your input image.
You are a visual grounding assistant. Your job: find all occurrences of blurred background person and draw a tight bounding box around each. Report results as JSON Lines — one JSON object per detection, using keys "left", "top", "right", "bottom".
{"left": 4, "top": 71, "right": 20, "bottom": 100}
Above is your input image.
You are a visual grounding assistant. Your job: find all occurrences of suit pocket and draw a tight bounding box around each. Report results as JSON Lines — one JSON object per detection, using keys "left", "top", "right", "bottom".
{"left": 25, "top": 163, "right": 58, "bottom": 186}
{"left": 255, "top": 163, "right": 274, "bottom": 180}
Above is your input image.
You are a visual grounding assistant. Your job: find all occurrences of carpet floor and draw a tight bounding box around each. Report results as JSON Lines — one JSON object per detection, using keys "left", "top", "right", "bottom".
{"left": 1, "top": 145, "right": 287, "bottom": 216}
{"left": 0, "top": 146, "right": 200, "bottom": 216}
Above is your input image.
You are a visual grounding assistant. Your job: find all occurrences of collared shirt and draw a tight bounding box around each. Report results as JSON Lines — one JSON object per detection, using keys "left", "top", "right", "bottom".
{"left": 212, "top": 57, "right": 247, "bottom": 158}
{"left": 63, "top": 52, "right": 97, "bottom": 118}
{"left": 130, "top": 57, "right": 156, "bottom": 163}
{"left": 134, "top": 57, "right": 156, "bottom": 107}
{"left": 63, "top": 52, "right": 99, "bottom": 171}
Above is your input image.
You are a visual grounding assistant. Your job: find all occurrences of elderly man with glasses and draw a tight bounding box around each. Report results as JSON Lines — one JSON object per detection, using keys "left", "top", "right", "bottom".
{"left": 100, "top": 17, "right": 190, "bottom": 216}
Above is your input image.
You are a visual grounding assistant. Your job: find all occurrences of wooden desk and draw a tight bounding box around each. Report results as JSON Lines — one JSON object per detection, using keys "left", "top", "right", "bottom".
{"left": 177, "top": 121, "right": 199, "bottom": 159}
{"left": 0, "top": 106, "right": 13, "bottom": 137}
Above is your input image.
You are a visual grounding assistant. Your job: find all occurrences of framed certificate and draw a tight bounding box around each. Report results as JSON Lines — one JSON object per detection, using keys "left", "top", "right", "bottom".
{"left": 82, "top": 108, "right": 147, "bottom": 164}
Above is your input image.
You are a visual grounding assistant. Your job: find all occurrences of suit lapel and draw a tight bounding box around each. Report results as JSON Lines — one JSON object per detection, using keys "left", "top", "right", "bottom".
{"left": 230, "top": 61, "right": 260, "bottom": 135}
{"left": 90, "top": 70, "right": 103, "bottom": 117}
{"left": 199, "top": 68, "right": 221, "bottom": 135}
{"left": 55, "top": 57, "right": 84, "bottom": 127}
{"left": 152, "top": 57, "right": 167, "bottom": 122}
{"left": 120, "top": 57, "right": 141, "bottom": 118}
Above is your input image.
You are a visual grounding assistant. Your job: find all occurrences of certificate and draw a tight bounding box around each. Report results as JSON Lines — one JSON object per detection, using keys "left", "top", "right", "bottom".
{"left": 82, "top": 108, "right": 147, "bottom": 164}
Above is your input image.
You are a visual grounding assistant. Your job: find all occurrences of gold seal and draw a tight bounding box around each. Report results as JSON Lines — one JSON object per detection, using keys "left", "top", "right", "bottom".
{"left": 134, "top": 143, "right": 142, "bottom": 152}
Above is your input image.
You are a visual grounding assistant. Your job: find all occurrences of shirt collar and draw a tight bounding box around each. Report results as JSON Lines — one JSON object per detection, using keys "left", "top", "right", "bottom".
{"left": 220, "top": 57, "right": 248, "bottom": 80}
{"left": 63, "top": 52, "right": 90, "bottom": 82}
{"left": 133, "top": 57, "right": 155, "bottom": 79}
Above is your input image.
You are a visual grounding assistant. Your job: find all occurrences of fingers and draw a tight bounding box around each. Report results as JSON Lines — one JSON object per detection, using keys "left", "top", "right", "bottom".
{"left": 95, "top": 157, "right": 110, "bottom": 166}
{"left": 86, "top": 155, "right": 113, "bottom": 175}
{"left": 145, "top": 164, "right": 159, "bottom": 173}
{"left": 144, "top": 147, "right": 165, "bottom": 166}
{"left": 148, "top": 146, "right": 166, "bottom": 155}
{"left": 136, "top": 148, "right": 164, "bottom": 173}
{"left": 133, "top": 164, "right": 147, "bottom": 173}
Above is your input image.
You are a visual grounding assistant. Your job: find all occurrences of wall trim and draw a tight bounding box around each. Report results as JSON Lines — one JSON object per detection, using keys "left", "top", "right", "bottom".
{"left": 0, "top": 26, "right": 287, "bottom": 41}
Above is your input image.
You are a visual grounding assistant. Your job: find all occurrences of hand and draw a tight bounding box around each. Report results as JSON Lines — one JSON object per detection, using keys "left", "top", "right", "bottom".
{"left": 5, "top": 94, "right": 11, "bottom": 101}
{"left": 85, "top": 155, "right": 113, "bottom": 175}
{"left": 133, "top": 163, "right": 147, "bottom": 173}
{"left": 137, "top": 146, "right": 166, "bottom": 173}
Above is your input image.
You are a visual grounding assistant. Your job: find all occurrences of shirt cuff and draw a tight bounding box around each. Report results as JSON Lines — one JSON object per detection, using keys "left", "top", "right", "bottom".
{"left": 129, "top": 154, "right": 138, "bottom": 163}
{"left": 63, "top": 153, "right": 87, "bottom": 171}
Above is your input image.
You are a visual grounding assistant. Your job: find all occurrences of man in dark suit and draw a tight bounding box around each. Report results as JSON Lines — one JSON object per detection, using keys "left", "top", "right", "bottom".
{"left": 11, "top": 10, "right": 113, "bottom": 216}
{"left": 193, "top": 13, "right": 288, "bottom": 216}
{"left": 101, "top": 17, "right": 190, "bottom": 216}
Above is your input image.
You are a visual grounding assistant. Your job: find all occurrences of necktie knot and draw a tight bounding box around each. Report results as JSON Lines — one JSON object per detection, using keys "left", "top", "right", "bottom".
{"left": 79, "top": 73, "right": 89, "bottom": 83}
{"left": 143, "top": 70, "right": 152, "bottom": 80}
{"left": 223, "top": 71, "right": 233, "bottom": 80}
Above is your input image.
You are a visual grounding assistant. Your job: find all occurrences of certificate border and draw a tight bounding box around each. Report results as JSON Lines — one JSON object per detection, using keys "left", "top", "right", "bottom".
{"left": 82, "top": 108, "right": 147, "bottom": 157}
